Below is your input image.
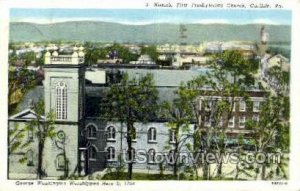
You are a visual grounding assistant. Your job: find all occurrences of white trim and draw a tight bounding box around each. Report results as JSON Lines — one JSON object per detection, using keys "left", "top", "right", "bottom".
{"left": 86, "top": 123, "right": 99, "bottom": 130}
{"left": 126, "top": 147, "right": 136, "bottom": 162}
{"left": 239, "top": 101, "right": 246, "bottom": 112}
{"left": 106, "top": 146, "right": 116, "bottom": 161}
{"left": 9, "top": 108, "right": 45, "bottom": 120}
{"left": 106, "top": 125, "right": 116, "bottom": 141}
{"left": 169, "top": 130, "right": 176, "bottom": 143}
{"left": 232, "top": 101, "right": 236, "bottom": 112}
{"left": 228, "top": 116, "right": 235, "bottom": 128}
{"left": 86, "top": 124, "right": 97, "bottom": 138}
{"left": 250, "top": 97, "right": 265, "bottom": 102}
{"left": 147, "top": 127, "right": 157, "bottom": 142}
{"left": 105, "top": 124, "right": 116, "bottom": 131}
{"left": 198, "top": 99, "right": 202, "bottom": 111}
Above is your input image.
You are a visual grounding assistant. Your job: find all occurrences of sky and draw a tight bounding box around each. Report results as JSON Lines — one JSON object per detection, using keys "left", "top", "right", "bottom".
{"left": 10, "top": 9, "right": 291, "bottom": 25}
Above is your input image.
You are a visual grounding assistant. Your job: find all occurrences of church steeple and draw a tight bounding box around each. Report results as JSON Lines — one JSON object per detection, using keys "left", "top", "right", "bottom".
{"left": 42, "top": 46, "right": 86, "bottom": 177}
{"left": 44, "top": 46, "right": 85, "bottom": 122}
{"left": 258, "top": 26, "right": 269, "bottom": 57}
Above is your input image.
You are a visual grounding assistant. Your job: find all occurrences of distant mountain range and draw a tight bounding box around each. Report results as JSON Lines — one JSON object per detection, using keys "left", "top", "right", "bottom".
{"left": 9, "top": 21, "right": 291, "bottom": 43}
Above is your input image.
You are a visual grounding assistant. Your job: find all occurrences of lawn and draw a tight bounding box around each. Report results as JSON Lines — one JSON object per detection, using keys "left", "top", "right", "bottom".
{"left": 101, "top": 172, "right": 236, "bottom": 180}
{"left": 102, "top": 172, "right": 185, "bottom": 180}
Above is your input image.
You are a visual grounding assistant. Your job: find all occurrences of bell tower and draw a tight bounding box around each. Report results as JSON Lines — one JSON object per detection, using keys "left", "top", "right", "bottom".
{"left": 43, "top": 46, "right": 85, "bottom": 177}
{"left": 258, "top": 25, "right": 269, "bottom": 56}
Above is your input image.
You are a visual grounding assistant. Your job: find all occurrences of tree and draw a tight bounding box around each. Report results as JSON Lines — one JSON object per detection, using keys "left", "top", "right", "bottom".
{"left": 245, "top": 94, "right": 288, "bottom": 180}
{"left": 36, "top": 50, "right": 46, "bottom": 66}
{"left": 20, "top": 51, "right": 36, "bottom": 66}
{"left": 162, "top": 89, "right": 194, "bottom": 177}
{"left": 107, "top": 44, "right": 139, "bottom": 63}
{"left": 8, "top": 50, "right": 18, "bottom": 66}
{"left": 8, "top": 68, "right": 37, "bottom": 115}
{"left": 84, "top": 46, "right": 108, "bottom": 65}
{"left": 8, "top": 123, "right": 31, "bottom": 155}
{"left": 206, "top": 50, "right": 258, "bottom": 178}
{"left": 245, "top": 62, "right": 289, "bottom": 180}
{"left": 141, "top": 45, "right": 159, "bottom": 62}
{"left": 8, "top": 100, "right": 56, "bottom": 179}
{"left": 104, "top": 73, "right": 159, "bottom": 180}
{"left": 178, "top": 50, "right": 258, "bottom": 179}
{"left": 30, "top": 100, "right": 56, "bottom": 179}
{"left": 267, "top": 65, "right": 289, "bottom": 95}
{"left": 84, "top": 43, "right": 139, "bottom": 65}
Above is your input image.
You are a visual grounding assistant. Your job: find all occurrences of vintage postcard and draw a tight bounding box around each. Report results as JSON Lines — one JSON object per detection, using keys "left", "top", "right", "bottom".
{"left": 0, "top": 0, "right": 299, "bottom": 190}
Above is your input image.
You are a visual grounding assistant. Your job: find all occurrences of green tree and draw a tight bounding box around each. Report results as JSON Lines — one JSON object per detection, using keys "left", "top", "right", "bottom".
{"left": 104, "top": 73, "right": 159, "bottom": 180}
{"left": 107, "top": 44, "right": 139, "bottom": 63}
{"left": 141, "top": 45, "right": 159, "bottom": 62}
{"left": 84, "top": 43, "right": 139, "bottom": 65}
{"left": 36, "top": 50, "right": 46, "bottom": 66}
{"left": 31, "top": 100, "right": 56, "bottom": 179}
{"left": 245, "top": 94, "right": 289, "bottom": 180}
{"left": 20, "top": 51, "right": 36, "bottom": 66}
{"left": 8, "top": 100, "right": 56, "bottom": 179}
{"left": 267, "top": 65, "right": 289, "bottom": 95}
{"left": 84, "top": 46, "right": 108, "bottom": 65}
{"left": 8, "top": 68, "right": 37, "bottom": 114}
{"left": 162, "top": 89, "right": 194, "bottom": 177}
{"left": 245, "top": 62, "right": 289, "bottom": 180}
{"left": 179, "top": 50, "right": 258, "bottom": 179}
{"left": 9, "top": 51, "right": 18, "bottom": 66}
{"left": 8, "top": 123, "right": 31, "bottom": 155}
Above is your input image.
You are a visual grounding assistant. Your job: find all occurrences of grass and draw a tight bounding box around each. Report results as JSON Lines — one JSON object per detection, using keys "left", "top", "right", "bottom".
{"left": 102, "top": 172, "right": 187, "bottom": 180}
{"left": 101, "top": 172, "right": 238, "bottom": 180}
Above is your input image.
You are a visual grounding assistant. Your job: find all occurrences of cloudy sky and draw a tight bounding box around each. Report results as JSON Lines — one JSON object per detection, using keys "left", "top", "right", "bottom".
{"left": 10, "top": 9, "right": 291, "bottom": 25}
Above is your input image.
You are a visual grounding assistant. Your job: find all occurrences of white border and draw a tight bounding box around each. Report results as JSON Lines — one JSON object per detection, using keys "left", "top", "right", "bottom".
{"left": 0, "top": 0, "right": 299, "bottom": 191}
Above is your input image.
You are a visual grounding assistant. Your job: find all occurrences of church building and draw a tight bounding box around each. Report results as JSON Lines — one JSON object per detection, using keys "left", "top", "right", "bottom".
{"left": 8, "top": 48, "right": 265, "bottom": 179}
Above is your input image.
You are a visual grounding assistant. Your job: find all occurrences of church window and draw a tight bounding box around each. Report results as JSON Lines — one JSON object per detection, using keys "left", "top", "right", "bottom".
{"left": 56, "top": 82, "right": 67, "bottom": 120}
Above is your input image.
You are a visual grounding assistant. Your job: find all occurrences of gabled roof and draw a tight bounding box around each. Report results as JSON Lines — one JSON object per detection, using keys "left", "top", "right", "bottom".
{"left": 9, "top": 108, "right": 45, "bottom": 121}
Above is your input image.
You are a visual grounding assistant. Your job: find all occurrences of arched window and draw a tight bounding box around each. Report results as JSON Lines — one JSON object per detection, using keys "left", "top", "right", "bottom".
{"left": 169, "top": 130, "right": 176, "bottom": 143}
{"left": 239, "top": 100, "right": 246, "bottom": 112}
{"left": 27, "top": 150, "right": 34, "bottom": 166}
{"left": 148, "top": 127, "right": 157, "bottom": 142}
{"left": 127, "top": 148, "right": 136, "bottom": 161}
{"left": 88, "top": 146, "right": 97, "bottom": 160}
{"left": 107, "top": 147, "right": 115, "bottom": 161}
{"left": 56, "top": 154, "right": 65, "bottom": 170}
{"left": 148, "top": 149, "right": 155, "bottom": 164}
{"left": 107, "top": 126, "right": 116, "bottom": 141}
{"left": 56, "top": 82, "right": 67, "bottom": 120}
{"left": 87, "top": 124, "right": 97, "bottom": 138}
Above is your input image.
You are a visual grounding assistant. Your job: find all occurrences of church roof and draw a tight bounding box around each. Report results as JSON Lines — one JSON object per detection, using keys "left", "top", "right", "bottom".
{"left": 15, "top": 86, "right": 179, "bottom": 118}
{"left": 14, "top": 68, "right": 264, "bottom": 119}
{"left": 118, "top": 68, "right": 210, "bottom": 87}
